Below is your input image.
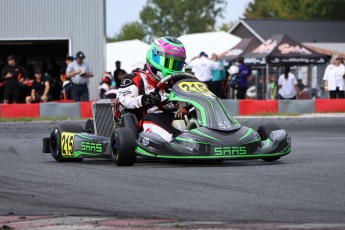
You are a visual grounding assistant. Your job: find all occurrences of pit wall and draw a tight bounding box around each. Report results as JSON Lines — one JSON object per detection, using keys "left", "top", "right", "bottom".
{"left": 1, "top": 99, "right": 345, "bottom": 118}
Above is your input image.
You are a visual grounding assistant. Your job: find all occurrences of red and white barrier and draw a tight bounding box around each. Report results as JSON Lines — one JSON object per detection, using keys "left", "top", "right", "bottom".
{"left": 1, "top": 99, "right": 345, "bottom": 119}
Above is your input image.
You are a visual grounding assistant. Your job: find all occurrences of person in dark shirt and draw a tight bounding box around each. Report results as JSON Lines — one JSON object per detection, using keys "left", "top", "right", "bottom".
{"left": 60, "top": 55, "right": 74, "bottom": 100}
{"left": 113, "top": 60, "right": 127, "bottom": 88}
{"left": 236, "top": 56, "right": 253, "bottom": 99}
{"left": 25, "top": 68, "right": 51, "bottom": 103}
{"left": 1, "top": 55, "right": 28, "bottom": 104}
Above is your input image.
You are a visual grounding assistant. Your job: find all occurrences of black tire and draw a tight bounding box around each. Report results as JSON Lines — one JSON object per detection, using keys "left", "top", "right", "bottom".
{"left": 50, "top": 123, "right": 84, "bottom": 162}
{"left": 85, "top": 119, "right": 95, "bottom": 134}
{"left": 257, "top": 123, "right": 282, "bottom": 162}
{"left": 111, "top": 127, "right": 137, "bottom": 166}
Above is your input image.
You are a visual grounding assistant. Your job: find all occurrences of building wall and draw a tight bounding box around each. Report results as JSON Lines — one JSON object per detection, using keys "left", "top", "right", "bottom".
{"left": 230, "top": 24, "right": 257, "bottom": 41}
{"left": 0, "top": 0, "right": 106, "bottom": 99}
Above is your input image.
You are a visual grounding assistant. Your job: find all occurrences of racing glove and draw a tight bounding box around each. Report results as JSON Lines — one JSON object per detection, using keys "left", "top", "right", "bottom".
{"left": 141, "top": 92, "right": 161, "bottom": 107}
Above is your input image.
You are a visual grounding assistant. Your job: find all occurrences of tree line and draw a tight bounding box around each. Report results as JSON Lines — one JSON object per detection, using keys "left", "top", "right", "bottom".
{"left": 107, "top": 0, "right": 345, "bottom": 43}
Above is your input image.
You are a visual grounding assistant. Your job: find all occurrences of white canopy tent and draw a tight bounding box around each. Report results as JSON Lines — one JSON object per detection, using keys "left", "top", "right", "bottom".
{"left": 106, "top": 39, "right": 150, "bottom": 73}
{"left": 178, "top": 31, "right": 241, "bottom": 62}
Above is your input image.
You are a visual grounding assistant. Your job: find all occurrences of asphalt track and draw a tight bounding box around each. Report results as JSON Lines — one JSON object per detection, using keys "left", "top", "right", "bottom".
{"left": 1, "top": 116, "right": 345, "bottom": 228}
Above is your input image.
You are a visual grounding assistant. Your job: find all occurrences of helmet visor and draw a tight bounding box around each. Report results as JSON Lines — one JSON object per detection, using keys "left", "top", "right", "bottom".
{"left": 152, "top": 50, "right": 185, "bottom": 72}
{"left": 163, "top": 57, "right": 184, "bottom": 71}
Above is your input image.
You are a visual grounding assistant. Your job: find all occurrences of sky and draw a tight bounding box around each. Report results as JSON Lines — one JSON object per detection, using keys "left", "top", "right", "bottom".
{"left": 106, "top": 0, "right": 252, "bottom": 37}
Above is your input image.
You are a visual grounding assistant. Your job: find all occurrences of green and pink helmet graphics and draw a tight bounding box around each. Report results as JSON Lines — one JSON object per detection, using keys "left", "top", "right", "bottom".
{"left": 146, "top": 36, "right": 186, "bottom": 81}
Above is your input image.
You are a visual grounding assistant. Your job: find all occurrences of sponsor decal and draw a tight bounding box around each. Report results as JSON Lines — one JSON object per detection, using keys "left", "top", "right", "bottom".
{"left": 178, "top": 82, "right": 212, "bottom": 96}
{"left": 120, "top": 90, "right": 131, "bottom": 97}
{"left": 121, "top": 78, "right": 133, "bottom": 87}
{"left": 253, "top": 39, "right": 277, "bottom": 54}
{"left": 61, "top": 132, "right": 74, "bottom": 156}
{"left": 80, "top": 142, "right": 103, "bottom": 153}
{"left": 226, "top": 49, "right": 243, "bottom": 56}
{"left": 214, "top": 146, "right": 247, "bottom": 156}
{"left": 218, "top": 121, "right": 231, "bottom": 130}
{"left": 278, "top": 43, "right": 311, "bottom": 55}
{"left": 141, "top": 137, "right": 150, "bottom": 146}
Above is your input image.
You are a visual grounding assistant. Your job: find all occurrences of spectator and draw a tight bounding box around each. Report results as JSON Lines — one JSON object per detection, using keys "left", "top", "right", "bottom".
{"left": 99, "top": 72, "right": 112, "bottom": 98}
{"left": 66, "top": 51, "right": 93, "bottom": 102}
{"left": 184, "top": 64, "right": 193, "bottom": 75}
{"left": 188, "top": 51, "right": 220, "bottom": 90}
{"left": 117, "top": 69, "right": 127, "bottom": 85}
{"left": 236, "top": 56, "right": 252, "bottom": 99}
{"left": 113, "top": 60, "right": 126, "bottom": 88}
{"left": 60, "top": 55, "right": 74, "bottom": 100}
{"left": 210, "top": 53, "right": 227, "bottom": 98}
{"left": 18, "top": 57, "right": 35, "bottom": 103}
{"left": 297, "top": 79, "right": 306, "bottom": 91}
{"left": 25, "top": 68, "right": 51, "bottom": 103}
{"left": 266, "top": 75, "right": 278, "bottom": 99}
{"left": 278, "top": 66, "right": 299, "bottom": 100}
{"left": 226, "top": 65, "right": 240, "bottom": 99}
{"left": 1, "top": 55, "right": 28, "bottom": 104}
{"left": 323, "top": 54, "right": 345, "bottom": 99}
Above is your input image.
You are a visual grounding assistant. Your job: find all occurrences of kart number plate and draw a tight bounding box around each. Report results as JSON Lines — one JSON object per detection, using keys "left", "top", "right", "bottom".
{"left": 177, "top": 82, "right": 212, "bottom": 95}
{"left": 61, "top": 132, "right": 74, "bottom": 156}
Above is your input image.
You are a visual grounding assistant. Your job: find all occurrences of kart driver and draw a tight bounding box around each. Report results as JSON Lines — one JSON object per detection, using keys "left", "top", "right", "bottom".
{"left": 117, "top": 36, "right": 186, "bottom": 142}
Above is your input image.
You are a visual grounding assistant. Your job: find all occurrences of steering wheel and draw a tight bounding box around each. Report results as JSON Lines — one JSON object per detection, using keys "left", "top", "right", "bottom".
{"left": 153, "top": 73, "right": 196, "bottom": 112}
{"left": 154, "top": 72, "right": 195, "bottom": 94}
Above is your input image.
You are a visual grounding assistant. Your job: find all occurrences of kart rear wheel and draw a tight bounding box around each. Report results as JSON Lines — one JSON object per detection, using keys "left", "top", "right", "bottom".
{"left": 50, "top": 124, "right": 84, "bottom": 162}
{"left": 85, "top": 119, "right": 95, "bottom": 134}
{"left": 111, "top": 127, "right": 137, "bottom": 166}
{"left": 258, "top": 123, "right": 282, "bottom": 162}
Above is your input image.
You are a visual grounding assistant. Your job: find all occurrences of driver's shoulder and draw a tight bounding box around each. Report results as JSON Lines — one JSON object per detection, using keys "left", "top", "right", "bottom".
{"left": 119, "top": 72, "right": 143, "bottom": 88}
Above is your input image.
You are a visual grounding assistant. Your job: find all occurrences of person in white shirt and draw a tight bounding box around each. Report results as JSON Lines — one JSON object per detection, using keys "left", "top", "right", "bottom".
{"left": 278, "top": 66, "right": 299, "bottom": 100}
{"left": 323, "top": 54, "right": 345, "bottom": 99}
{"left": 66, "top": 51, "right": 93, "bottom": 101}
{"left": 188, "top": 52, "right": 220, "bottom": 90}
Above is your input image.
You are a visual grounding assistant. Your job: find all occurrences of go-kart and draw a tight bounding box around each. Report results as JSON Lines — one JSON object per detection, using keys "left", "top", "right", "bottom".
{"left": 42, "top": 73, "right": 291, "bottom": 166}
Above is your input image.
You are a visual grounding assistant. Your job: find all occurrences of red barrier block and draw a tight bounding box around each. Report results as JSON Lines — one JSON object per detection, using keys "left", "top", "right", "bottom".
{"left": 80, "top": 101, "right": 93, "bottom": 118}
{"left": 239, "top": 100, "right": 278, "bottom": 115}
{"left": 315, "top": 99, "right": 345, "bottom": 112}
{"left": 0, "top": 104, "right": 40, "bottom": 118}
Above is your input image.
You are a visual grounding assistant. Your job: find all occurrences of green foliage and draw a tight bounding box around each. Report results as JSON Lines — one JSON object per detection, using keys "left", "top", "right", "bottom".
{"left": 140, "top": 0, "right": 227, "bottom": 42}
{"left": 109, "top": 21, "right": 146, "bottom": 42}
{"left": 244, "top": 0, "right": 345, "bottom": 20}
{"left": 219, "top": 22, "right": 235, "bottom": 32}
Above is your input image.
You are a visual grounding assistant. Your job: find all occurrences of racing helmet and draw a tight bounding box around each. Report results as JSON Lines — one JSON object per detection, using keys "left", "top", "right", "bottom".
{"left": 228, "top": 65, "right": 239, "bottom": 75}
{"left": 146, "top": 36, "right": 186, "bottom": 81}
{"left": 101, "top": 72, "right": 112, "bottom": 85}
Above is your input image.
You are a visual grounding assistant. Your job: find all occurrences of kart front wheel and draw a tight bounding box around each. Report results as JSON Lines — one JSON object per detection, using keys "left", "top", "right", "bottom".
{"left": 257, "top": 123, "right": 280, "bottom": 140}
{"left": 258, "top": 123, "right": 282, "bottom": 162}
{"left": 50, "top": 124, "right": 84, "bottom": 162}
{"left": 111, "top": 127, "right": 137, "bottom": 166}
{"left": 85, "top": 119, "right": 95, "bottom": 134}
